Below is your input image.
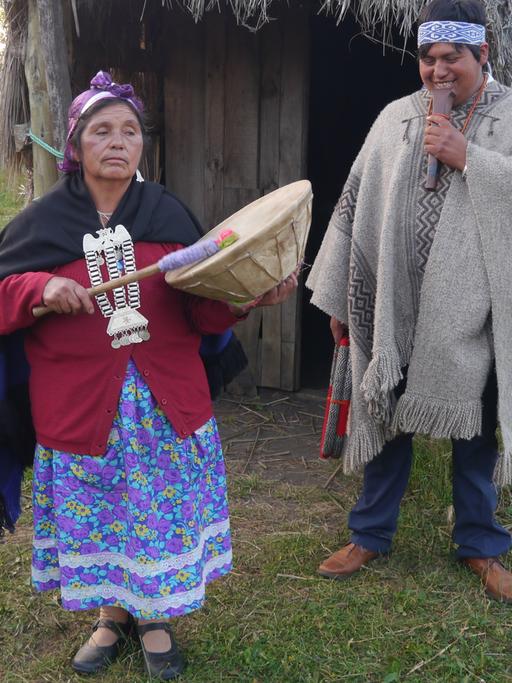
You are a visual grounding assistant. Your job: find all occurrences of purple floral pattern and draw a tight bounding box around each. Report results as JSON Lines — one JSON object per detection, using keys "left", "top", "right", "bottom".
{"left": 32, "top": 359, "right": 232, "bottom": 619}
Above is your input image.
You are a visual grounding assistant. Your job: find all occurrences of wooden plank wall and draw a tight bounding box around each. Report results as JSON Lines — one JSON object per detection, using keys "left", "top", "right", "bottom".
{"left": 164, "top": 5, "right": 310, "bottom": 391}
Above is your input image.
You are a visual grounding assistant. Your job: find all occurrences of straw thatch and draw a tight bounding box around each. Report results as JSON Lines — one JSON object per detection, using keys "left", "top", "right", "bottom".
{"left": 170, "top": 1, "right": 272, "bottom": 30}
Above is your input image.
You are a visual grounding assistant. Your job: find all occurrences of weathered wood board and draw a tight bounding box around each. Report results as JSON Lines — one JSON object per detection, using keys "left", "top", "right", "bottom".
{"left": 164, "top": 6, "right": 310, "bottom": 390}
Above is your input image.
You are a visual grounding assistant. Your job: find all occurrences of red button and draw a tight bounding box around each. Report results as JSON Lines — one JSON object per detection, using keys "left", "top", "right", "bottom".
{"left": 143, "top": 370, "right": 150, "bottom": 377}
{"left": 161, "top": 398, "right": 168, "bottom": 405}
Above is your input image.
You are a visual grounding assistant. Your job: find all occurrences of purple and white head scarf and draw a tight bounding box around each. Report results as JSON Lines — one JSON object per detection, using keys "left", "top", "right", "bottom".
{"left": 418, "top": 21, "right": 486, "bottom": 47}
{"left": 60, "top": 71, "right": 143, "bottom": 173}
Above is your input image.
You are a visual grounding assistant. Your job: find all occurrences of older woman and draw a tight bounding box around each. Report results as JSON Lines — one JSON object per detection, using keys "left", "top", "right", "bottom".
{"left": 0, "top": 72, "right": 296, "bottom": 680}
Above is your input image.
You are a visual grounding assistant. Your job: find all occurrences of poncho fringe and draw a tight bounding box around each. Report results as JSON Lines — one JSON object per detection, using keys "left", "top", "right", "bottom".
{"left": 343, "top": 422, "right": 386, "bottom": 474}
{"left": 361, "top": 331, "right": 414, "bottom": 423}
{"left": 495, "top": 425, "right": 512, "bottom": 485}
{"left": 392, "top": 393, "right": 482, "bottom": 440}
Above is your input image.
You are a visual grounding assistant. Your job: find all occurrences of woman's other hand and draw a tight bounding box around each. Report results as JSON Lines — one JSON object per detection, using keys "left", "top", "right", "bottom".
{"left": 42, "top": 276, "right": 95, "bottom": 315}
{"left": 228, "top": 271, "right": 299, "bottom": 317}
{"left": 255, "top": 270, "right": 299, "bottom": 307}
{"left": 330, "top": 317, "right": 348, "bottom": 344}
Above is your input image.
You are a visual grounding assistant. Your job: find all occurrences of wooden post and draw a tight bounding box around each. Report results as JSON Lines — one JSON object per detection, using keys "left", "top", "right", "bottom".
{"left": 37, "top": 0, "right": 73, "bottom": 153}
{"left": 277, "top": 4, "right": 310, "bottom": 390}
{"left": 25, "top": 0, "right": 58, "bottom": 197}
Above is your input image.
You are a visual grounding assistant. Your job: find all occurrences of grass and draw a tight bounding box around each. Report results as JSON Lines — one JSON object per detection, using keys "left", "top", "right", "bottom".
{"left": 1, "top": 442, "right": 512, "bottom": 683}
{"left": 0, "top": 170, "right": 26, "bottom": 228}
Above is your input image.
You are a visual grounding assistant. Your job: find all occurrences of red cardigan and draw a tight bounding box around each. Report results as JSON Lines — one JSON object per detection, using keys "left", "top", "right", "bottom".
{"left": 0, "top": 242, "right": 241, "bottom": 455}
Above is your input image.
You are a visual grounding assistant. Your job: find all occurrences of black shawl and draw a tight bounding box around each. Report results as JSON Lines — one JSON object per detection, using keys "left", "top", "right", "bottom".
{"left": 0, "top": 173, "right": 200, "bottom": 276}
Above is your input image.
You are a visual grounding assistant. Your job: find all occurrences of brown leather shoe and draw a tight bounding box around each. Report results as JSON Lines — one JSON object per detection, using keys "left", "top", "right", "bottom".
{"left": 318, "top": 542, "right": 380, "bottom": 579}
{"left": 462, "top": 557, "right": 512, "bottom": 603}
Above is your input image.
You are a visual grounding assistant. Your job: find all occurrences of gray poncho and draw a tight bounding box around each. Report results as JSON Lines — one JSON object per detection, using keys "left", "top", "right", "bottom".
{"left": 307, "top": 81, "right": 512, "bottom": 483}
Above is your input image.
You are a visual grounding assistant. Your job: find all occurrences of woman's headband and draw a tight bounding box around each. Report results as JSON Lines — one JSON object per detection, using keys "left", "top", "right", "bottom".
{"left": 418, "top": 21, "right": 486, "bottom": 47}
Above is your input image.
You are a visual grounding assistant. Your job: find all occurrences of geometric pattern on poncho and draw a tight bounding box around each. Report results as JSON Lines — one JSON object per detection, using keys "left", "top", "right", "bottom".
{"left": 334, "top": 173, "right": 360, "bottom": 236}
{"left": 336, "top": 174, "right": 376, "bottom": 359}
{"left": 416, "top": 160, "right": 452, "bottom": 275}
{"left": 349, "top": 244, "right": 375, "bottom": 359}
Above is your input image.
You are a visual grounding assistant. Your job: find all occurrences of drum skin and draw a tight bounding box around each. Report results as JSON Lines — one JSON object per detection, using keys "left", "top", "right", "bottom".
{"left": 165, "top": 180, "right": 313, "bottom": 303}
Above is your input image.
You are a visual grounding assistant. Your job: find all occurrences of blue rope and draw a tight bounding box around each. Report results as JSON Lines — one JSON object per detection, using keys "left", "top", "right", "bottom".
{"left": 28, "top": 129, "right": 64, "bottom": 160}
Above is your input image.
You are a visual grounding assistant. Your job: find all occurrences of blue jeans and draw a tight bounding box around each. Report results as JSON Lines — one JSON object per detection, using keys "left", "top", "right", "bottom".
{"left": 349, "top": 370, "right": 511, "bottom": 558}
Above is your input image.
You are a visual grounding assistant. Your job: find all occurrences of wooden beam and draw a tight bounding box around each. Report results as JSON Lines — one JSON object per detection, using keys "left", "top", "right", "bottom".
{"left": 36, "top": 0, "right": 72, "bottom": 153}
{"left": 25, "top": 0, "right": 58, "bottom": 196}
{"left": 278, "top": 4, "right": 310, "bottom": 391}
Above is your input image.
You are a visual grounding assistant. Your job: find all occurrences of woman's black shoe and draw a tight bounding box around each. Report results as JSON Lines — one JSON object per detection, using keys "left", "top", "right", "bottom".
{"left": 71, "top": 617, "right": 132, "bottom": 674}
{"left": 137, "top": 622, "right": 185, "bottom": 680}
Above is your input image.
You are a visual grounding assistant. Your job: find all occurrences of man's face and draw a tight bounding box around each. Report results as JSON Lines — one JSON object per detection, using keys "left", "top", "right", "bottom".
{"left": 419, "top": 42, "right": 489, "bottom": 106}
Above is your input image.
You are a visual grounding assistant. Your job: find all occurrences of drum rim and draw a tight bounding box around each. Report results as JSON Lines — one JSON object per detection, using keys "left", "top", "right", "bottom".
{"left": 166, "top": 180, "right": 312, "bottom": 284}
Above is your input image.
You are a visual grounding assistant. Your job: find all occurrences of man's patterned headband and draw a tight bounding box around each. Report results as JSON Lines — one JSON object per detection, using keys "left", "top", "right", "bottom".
{"left": 418, "top": 21, "right": 486, "bottom": 47}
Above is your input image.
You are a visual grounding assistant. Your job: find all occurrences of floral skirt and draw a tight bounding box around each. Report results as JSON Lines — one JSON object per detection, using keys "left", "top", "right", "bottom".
{"left": 31, "top": 359, "right": 232, "bottom": 619}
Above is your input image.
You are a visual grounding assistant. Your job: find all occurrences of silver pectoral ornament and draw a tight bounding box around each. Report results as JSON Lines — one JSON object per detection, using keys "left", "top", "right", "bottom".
{"left": 107, "top": 308, "right": 150, "bottom": 348}
{"left": 83, "top": 225, "right": 150, "bottom": 348}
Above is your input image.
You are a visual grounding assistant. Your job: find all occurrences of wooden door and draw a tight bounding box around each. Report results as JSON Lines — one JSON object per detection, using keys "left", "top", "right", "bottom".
{"left": 164, "top": 5, "right": 310, "bottom": 390}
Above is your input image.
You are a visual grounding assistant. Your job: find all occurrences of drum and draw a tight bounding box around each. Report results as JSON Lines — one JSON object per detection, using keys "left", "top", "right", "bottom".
{"left": 165, "top": 180, "right": 313, "bottom": 303}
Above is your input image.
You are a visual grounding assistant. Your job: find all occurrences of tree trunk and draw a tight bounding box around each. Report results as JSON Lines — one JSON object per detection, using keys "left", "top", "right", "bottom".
{"left": 37, "top": 0, "right": 72, "bottom": 153}
{"left": 25, "top": 0, "right": 58, "bottom": 197}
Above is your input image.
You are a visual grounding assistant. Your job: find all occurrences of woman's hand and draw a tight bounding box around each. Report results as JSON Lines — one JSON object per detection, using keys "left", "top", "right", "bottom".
{"left": 255, "top": 270, "right": 299, "bottom": 307}
{"left": 42, "top": 276, "right": 95, "bottom": 315}
{"left": 424, "top": 115, "right": 467, "bottom": 171}
{"left": 228, "top": 270, "right": 299, "bottom": 317}
{"left": 330, "top": 317, "right": 348, "bottom": 344}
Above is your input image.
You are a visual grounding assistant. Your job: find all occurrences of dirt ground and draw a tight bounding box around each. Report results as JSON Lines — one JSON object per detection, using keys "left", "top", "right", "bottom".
{"left": 214, "top": 387, "right": 346, "bottom": 491}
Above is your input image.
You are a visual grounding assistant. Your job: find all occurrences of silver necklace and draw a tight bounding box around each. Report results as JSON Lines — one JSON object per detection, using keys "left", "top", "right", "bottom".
{"left": 83, "top": 225, "right": 150, "bottom": 349}
{"left": 97, "top": 210, "right": 113, "bottom": 229}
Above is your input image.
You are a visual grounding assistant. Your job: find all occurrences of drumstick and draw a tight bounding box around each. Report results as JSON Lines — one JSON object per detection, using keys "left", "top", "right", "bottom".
{"left": 425, "top": 86, "right": 455, "bottom": 191}
{"left": 32, "top": 229, "right": 238, "bottom": 319}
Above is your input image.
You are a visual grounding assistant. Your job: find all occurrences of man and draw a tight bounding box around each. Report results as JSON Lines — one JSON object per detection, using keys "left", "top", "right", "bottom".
{"left": 307, "top": 0, "right": 512, "bottom": 601}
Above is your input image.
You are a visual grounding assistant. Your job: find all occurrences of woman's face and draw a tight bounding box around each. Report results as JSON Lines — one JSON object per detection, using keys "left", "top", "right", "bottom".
{"left": 76, "top": 103, "right": 143, "bottom": 185}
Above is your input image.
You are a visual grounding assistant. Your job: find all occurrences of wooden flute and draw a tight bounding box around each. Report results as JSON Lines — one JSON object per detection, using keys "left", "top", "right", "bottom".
{"left": 426, "top": 86, "right": 456, "bottom": 191}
